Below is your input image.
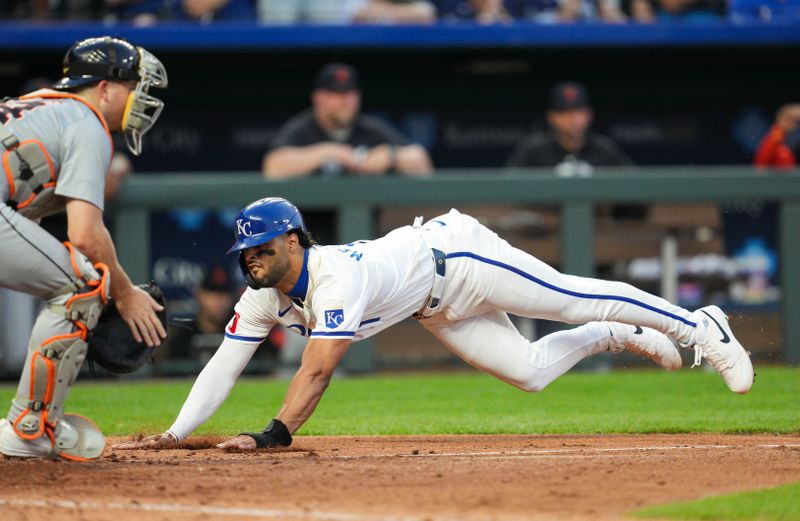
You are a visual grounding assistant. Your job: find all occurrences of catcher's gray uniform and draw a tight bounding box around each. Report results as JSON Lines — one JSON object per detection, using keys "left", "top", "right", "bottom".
{"left": 0, "top": 90, "right": 111, "bottom": 460}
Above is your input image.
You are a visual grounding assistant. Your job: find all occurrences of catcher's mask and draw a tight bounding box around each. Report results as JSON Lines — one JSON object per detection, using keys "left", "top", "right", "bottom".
{"left": 227, "top": 197, "right": 307, "bottom": 289}
{"left": 53, "top": 36, "right": 168, "bottom": 156}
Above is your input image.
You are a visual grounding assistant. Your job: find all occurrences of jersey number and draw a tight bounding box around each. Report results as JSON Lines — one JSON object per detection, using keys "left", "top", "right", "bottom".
{"left": 0, "top": 99, "right": 46, "bottom": 125}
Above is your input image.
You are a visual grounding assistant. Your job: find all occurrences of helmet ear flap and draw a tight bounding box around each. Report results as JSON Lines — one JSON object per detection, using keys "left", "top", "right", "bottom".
{"left": 239, "top": 251, "right": 260, "bottom": 290}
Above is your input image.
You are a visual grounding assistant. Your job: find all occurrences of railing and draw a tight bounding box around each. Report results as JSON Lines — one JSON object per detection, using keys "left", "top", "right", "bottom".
{"left": 115, "top": 167, "right": 800, "bottom": 367}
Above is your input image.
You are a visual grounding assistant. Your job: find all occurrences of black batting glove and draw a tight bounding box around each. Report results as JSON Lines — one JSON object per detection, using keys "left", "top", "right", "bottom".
{"left": 240, "top": 418, "right": 292, "bottom": 448}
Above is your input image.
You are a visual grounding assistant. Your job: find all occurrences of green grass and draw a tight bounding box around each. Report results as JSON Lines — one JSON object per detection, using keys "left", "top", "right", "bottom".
{"left": 0, "top": 367, "right": 797, "bottom": 436}
{"left": 633, "top": 481, "right": 800, "bottom": 520}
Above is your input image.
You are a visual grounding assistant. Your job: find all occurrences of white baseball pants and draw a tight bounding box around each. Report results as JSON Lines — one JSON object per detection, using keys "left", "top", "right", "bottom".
{"left": 417, "top": 210, "right": 697, "bottom": 392}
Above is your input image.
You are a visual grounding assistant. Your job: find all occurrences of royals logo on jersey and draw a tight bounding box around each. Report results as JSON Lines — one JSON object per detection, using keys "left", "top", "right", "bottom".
{"left": 325, "top": 309, "right": 344, "bottom": 329}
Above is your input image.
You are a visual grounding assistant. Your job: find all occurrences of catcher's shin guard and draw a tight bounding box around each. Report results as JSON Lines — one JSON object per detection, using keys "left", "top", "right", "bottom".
{"left": 5, "top": 242, "right": 109, "bottom": 459}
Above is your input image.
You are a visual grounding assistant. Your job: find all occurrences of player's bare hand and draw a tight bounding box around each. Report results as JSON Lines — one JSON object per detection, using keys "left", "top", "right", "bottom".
{"left": 777, "top": 103, "right": 800, "bottom": 132}
{"left": 112, "top": 432, "right": 178, "bottom": 450}
{"left": 216, "top": 434, "right": 258, "bottom": 450}
{"left": 116, "top": 286, "right": 167, "bottom": 347}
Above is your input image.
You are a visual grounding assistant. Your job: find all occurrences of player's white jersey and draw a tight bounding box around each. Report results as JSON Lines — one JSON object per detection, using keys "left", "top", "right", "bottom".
{"left": 225, "top": 224, "right": 435, "bottom": 345}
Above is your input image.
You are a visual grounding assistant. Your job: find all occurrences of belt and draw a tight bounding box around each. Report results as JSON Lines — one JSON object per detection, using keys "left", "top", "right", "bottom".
{"left": 412, "top": 248, "right": 446, "bottom": 320}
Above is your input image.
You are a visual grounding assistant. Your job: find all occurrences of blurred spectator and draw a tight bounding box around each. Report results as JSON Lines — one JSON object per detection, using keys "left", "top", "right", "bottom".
{"left": 625, "top": 0, "right": 724, "bottom": 22}
{"left": 506, "top": 82, "right": 632, "bottom": 175}
{"left": 753, "top": 103, "right": 800, "bottom": 169}
{"left": 161, "top": 266, "right": 254, "bottom": 361}
{"left": 439, "top": 0, "right": 625, "bottom": 22}
{"left": 717, "top": 103, "right": 799, "bottom": 303}
{"left": 545, "top": 0, "right": 625, "bottom": 21}
{"left": 0, "top": 0, "right": 44, "bottom": 19}
{"left": 263, "top": 63, "right": 431, "bottom": 245}
{"left": 159, "top": 265, "right": 281, "bottom": 370}
{"left": 354, "top": 0, "right": 437, "bottom": 23}
{"left": 0, "top": 0, "right": 103, "bottom": 19}
{"left": 258, "top": 0, "right": 364, "bottom": 23}
{"left": 181, "top": 0, "right": 255, "bottom": 21}
{"left": 263, "top": 63, "right": 432, "bottom": 179}
{"left": 507, "top": 82, "right": 642, "bottom": 219}
{"left": 437, "top": 0, "right": 513, "bottom": 22}
{"left": 106, "top": 0, "right": 255, "bottom": 23}
{"left": 729, "top": 0, "right": 800, "bottom": 23}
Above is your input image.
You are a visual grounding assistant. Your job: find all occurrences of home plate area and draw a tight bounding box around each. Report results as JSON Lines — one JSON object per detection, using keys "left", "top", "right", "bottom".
{"left": 1, "top": 433, "right": 799, "bottom": 521}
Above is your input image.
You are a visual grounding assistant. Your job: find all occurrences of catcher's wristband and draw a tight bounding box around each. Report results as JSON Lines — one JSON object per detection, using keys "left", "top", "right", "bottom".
{"left": 240, "top": 419, "right": 292, "bottom": 448}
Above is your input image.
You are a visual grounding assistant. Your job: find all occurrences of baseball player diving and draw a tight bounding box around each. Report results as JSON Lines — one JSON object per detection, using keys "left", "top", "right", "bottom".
{"left": 116, "top": 197, "right": 753, "bottom": 452}
{"left": 0, "top": 36, "right": 168, "bottom": 460}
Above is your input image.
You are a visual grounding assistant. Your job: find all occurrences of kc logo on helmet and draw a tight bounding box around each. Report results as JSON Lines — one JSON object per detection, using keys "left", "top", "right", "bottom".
{"left": 236, "top": 219, "right": 253, "bottom": 237}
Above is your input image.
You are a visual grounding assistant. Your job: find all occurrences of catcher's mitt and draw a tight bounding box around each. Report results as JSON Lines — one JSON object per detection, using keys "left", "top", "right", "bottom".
{"left": 88, "top": 281, "right": 167, "bottom": 373}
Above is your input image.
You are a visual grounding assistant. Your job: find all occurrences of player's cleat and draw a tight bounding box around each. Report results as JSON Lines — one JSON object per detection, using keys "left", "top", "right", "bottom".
{"left": 688, "top": 305, "right": 753, "bottom": 394}
{"left": 0, "top": 415, "right": 105, "bottom": 460}
{"left": 0, "top": 418, "right": 54, "bottom": 458}
{"left": 606, "top": 322, "right": 682, "bottom": 371}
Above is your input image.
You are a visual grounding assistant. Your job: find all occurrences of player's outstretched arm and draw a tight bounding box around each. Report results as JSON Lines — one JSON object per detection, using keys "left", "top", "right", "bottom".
{"left": 112, "top": 339, "right": 259, "bottom": 450}
{"left": 216, "top": 338, "right": 350, "bottom": 450}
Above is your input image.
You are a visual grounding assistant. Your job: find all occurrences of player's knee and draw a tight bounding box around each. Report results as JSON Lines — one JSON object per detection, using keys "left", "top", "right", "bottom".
{"left": 515, "top": 372, "right": 551, "bottom": 393}
{"left": 46, "top": 242, "right": 110, "bottom": 330}
{"left": 518, "top": 380, "right": 547, "bottom": 393}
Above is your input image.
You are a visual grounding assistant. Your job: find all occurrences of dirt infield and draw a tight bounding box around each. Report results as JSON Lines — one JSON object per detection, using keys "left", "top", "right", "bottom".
{"left": 1, "top": 433, "right": 799, "bottom": 521}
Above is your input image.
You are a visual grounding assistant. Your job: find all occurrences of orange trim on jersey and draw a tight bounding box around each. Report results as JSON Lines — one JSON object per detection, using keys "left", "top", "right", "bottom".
{"left": 19, "top": 89, "right": 114, "bottom": 154}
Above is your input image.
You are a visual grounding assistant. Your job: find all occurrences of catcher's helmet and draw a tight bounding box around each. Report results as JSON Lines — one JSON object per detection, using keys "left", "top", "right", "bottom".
{"left": 53, "top": 36, "right": 142, "bottom": 90}
{"left": 227, "top": 198, "right": 307, "bottom": 289}
{"left": 52, "top": 36, "right": 168, "bottom": 156}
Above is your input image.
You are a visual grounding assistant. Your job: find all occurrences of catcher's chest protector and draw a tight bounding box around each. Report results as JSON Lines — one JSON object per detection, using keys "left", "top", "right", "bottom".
{"left": 0, "top": 91, "right": 112, "bottom": 221}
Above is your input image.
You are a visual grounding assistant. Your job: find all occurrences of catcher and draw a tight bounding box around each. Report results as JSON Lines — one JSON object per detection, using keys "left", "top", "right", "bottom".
{"left": 115, "top": 198, "right": 752, "bottom": 452}
{"left": 0, "top": 36, "right": 168, "bottom": 460}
